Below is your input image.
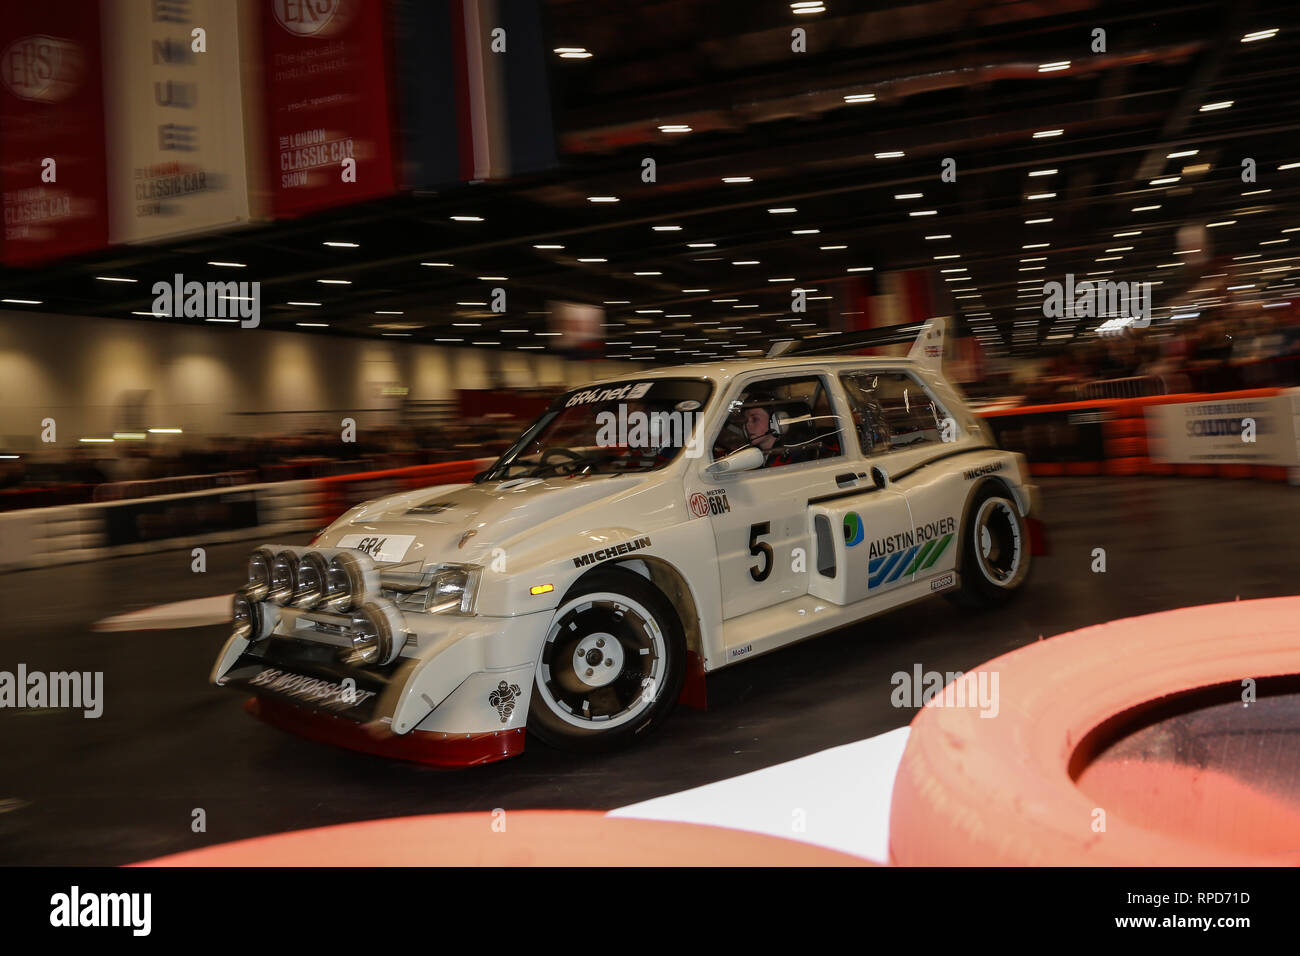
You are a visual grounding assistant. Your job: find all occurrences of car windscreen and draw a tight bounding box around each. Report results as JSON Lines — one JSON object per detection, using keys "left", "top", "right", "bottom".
{"left": 479, "top": 378, "right": 714, "bottom": 480}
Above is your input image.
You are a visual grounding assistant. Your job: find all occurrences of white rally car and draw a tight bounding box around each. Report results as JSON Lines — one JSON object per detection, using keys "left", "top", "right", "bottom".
{"left": 212, "top": 320, "right": 1042, "bottom": 765}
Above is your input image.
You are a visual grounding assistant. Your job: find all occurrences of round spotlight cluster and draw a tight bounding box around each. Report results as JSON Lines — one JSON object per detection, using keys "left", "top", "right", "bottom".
{"left": 232, "top": 591, "right": 255, "bottom": 640}
{"left": 231, "top": 590, "right": 277, "bottom": 642}
{"left": 293, "top": 552, "right": 330, "bottom": 608}
{"left": 246, "top": 548, "right": 276, "bottom": 601}
{"left": 268, "top": 549, "right": 301, "bottom": 604}
{"left": 345, "top": 600, "right": 405, "bottom": 666}
{"left": 324, "top": 551, "right": 379, "bottom": 612}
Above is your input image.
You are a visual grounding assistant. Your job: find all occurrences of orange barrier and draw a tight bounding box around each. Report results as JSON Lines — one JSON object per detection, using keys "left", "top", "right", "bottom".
{"left": 889, "top": 597, "right": 1300, "bottom": 865}
{"left": 135, "top": 810, "right": 868, "bottom": 866}
{"left": 315, "top": 458, "right": 494, "bottom": 527}
{"left": 980, "top": 387, "right": 1293, "bottom": 483}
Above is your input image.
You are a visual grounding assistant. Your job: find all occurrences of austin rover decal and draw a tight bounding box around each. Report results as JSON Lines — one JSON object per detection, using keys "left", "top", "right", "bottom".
{"left": 489, "top": 680, "right": 521, "bottom": 723}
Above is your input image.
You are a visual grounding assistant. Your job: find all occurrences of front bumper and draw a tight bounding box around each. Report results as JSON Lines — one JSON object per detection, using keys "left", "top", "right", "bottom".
{"left": 244, "top": 697, "right": 525, "bottom": 767}
{"left": 213, "top": 600, "right": 547, "bottom": 760}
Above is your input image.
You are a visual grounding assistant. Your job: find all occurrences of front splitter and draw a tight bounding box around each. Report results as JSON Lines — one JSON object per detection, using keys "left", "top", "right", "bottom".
{"left": 245, "top": 697, "right": 525, "bottom": 768}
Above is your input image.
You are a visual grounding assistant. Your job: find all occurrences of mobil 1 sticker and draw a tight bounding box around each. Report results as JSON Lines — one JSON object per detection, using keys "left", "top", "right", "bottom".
{"left": 337, "top": 533, "right": 415, "bottom": 563}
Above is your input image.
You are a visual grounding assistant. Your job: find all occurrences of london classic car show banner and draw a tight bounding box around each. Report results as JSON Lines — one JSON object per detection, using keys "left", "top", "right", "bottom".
{"left": 257, "top": 0, "right": 399, "bottom": 217}
{"left": 0, "top": 2, "right": 110, "bottom": 266}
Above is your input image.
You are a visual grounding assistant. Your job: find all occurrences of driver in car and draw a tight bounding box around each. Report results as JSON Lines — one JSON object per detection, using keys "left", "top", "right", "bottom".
{"left": 740, "top": 393, "right": 839, "bottom": 467}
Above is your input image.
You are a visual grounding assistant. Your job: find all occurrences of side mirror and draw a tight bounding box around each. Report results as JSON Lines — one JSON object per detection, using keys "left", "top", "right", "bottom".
{"left": 870, "top": 465, "right": 889, "bottom": 489}
{"left": 706, "top": 446, "right": 766, "bottom": 476}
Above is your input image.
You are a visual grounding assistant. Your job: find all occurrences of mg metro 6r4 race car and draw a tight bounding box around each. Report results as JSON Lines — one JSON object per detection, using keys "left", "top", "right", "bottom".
{"left": 212, "top": 319, "right": 1043, "bottom": 766}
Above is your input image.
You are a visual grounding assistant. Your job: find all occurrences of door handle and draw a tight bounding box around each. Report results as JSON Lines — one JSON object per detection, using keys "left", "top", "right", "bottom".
{"left": 835, "top": 472, "right": 858, "bottom": 487}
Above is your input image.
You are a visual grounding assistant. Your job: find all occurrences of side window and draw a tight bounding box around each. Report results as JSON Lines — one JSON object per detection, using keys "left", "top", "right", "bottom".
{"left": 712, "top": 376, "right": 844, "bottom": 468}
{"left": 840, "top": 371, "right": 948, "bottom": 454}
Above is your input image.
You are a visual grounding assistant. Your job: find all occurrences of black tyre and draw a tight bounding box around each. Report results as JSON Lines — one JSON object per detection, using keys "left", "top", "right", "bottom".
{"left": 528, "top": 567, "right": 686, "bottom": 753}
{"left": 947, "top": 484, "right": 1032, "bottom": 609}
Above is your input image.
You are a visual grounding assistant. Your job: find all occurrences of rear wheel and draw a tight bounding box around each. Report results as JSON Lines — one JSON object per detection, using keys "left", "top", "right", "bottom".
{"left": 947, "top": 486, "right": 1031, "bottom": 608}
{"left": 528, "top": 568, "right": 686, "bottom": 753}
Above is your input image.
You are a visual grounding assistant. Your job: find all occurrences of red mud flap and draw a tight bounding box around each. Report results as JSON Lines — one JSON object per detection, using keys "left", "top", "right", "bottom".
{"left": 676, "top": 650, "right": 708, "bottom": 711}
{"left": 245, "top": 697, "right": 525, "bottom": 768}
{"left": 1027, "top": 516, "right": 1049, "bottom": 556}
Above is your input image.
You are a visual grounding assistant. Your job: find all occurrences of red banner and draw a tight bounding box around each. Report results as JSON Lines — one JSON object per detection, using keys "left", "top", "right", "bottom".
{"left": 0, "top": 2, "right": 109, "bottom": 266}
{"left": 259, "top": 0, "right": 398, "bottom": 218}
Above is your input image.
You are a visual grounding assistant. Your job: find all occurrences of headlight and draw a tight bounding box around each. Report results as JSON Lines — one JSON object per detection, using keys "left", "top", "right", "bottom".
{"left": 268, "top": 549, "right": 300, "bottom": 605}
{"left": 324, "top": 550, "right": 379, "bottom": 612}
{"left": 231, "top": 590, "right": 277, "bottom": 642}
{"left": 246, "top": 548, "right": 275, "bottom": 601}
{"left": 293, "top": 552, "right": 330, "bottom": 609}
{"left": 426, "top": 564, "right": 481, "bottom": 614}
{"left": 344, "top": 600, "right": 405, "bottom": 666}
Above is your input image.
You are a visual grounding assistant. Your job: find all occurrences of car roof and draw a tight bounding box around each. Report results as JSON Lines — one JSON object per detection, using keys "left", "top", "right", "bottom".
{"left": 581, "top": 354, "right": 928, "bottom": 390}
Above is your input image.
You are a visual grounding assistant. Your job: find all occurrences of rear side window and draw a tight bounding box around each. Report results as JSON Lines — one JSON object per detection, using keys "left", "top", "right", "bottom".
{"left": 839, "top": 371, "right": 948, "bottom": 454}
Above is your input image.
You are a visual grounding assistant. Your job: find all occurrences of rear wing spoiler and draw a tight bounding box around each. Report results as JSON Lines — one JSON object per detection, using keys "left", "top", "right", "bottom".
{"left": 768, "top": 316, "right": 946, "bottom": 371}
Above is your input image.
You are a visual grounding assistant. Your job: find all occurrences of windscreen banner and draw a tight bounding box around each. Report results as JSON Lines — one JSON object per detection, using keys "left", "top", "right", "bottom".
{"left": 100, "top": 0, "right": 253, "bottom": 244}
{"left": 0, "top": 2, "right": 109, "bottom": 266}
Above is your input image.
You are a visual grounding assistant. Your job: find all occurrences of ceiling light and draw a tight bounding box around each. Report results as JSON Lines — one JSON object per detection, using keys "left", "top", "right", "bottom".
{"left": 874, "top": 151, "right": 905, "bottom": 159}
{"left": 844, "top": 93, "right": 876, "bottom": 103}
{"left": 208, "top": 261, "right": 245, "bottom": 267}
{"left": 95, "top": 276, "right": 137, "bottom": 283}
{"left": 1033, "top": 129, "right": 1063, "bottom": 138}
{"left": 587, "top": 196, "right": 619, "bottom": 203}
{"left": 323, "top": 241, "right": 358, "bottom": 248}
{"left": 721, "top": 176, "right": 753, "bottom": 183}
{"left": 1198, "top": 101, "right": 1233, "bottom": 112}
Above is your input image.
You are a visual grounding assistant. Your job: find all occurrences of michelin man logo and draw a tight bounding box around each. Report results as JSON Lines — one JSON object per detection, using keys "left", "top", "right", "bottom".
{"left": 489, "top": 680, "right": 521, "bottom": 723}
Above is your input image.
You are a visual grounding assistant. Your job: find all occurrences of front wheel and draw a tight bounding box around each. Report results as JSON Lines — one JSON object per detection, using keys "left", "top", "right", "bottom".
{"left": 947, "top": 486, "right": 1031, "bottom": 609}
{"left": 528, "top": 568, "right": 686, "bottom": 753}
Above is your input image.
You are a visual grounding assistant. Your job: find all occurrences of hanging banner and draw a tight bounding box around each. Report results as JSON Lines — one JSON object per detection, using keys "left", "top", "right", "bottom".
{"left": 259, "top": 0, "right": 397, "bottom": 217}
{"left": 0, "top": 2, "right": 109, "bottom": 266}
{"left": 393, "top": 0, "right": 557, "bottom": 189}
{"left": 100, "top": 0, "right": 253, "bottom": 244}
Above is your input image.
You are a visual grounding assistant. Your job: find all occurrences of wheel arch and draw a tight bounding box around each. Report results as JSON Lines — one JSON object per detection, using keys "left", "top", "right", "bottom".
{"left": 566, "top": 556, "right": 704, "bottom": 664}
{"left": 954, "top": 476, "right": 1023, "bottom": 571}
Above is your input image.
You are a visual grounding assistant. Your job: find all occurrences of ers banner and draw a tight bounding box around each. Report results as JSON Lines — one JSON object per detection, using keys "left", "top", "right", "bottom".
{"left": 0, "top": 2, "right": 109, "bottom": 266}
{"left": 259, "top": 0, "right": 397, "bottom": 217}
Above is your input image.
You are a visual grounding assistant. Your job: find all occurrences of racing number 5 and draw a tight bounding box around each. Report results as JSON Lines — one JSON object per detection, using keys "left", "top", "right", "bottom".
{"left": 749, "top": 522, "right": 773, "bottom": 582}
